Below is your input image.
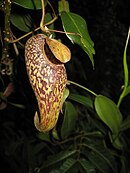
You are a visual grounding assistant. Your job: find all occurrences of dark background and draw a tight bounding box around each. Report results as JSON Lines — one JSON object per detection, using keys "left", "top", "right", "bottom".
{"left": 68, "top": 0, "right": 130, "bottom": 114}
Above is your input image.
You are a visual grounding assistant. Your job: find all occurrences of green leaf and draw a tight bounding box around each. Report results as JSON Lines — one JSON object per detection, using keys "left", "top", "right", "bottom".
{"left": 36, "top": 131, "right": 51, "bottom": 142}
{"left": 58, "top": 158, "right": 77, "bottom": 173}
{"left": 58, "top": 0, "right": 70, "bottom": 13}
{"left": 10, "top": 13, "right": 32, "bottom": 32}
{"left": 95, "top": 95, "right": 123, "bottom": 134}
{"left": 44, "top": 13, "right": 56, "bottom": 37}
{"left": 123, "top": 27, "right": 130, "bottom": 89}
{"left": 121, "top": 114, "right": 130, "bottom": 131}
{"left": 81, "top": 37, "right": 95, "bottom": 60}
{"left": 62, "top": 88, "right": 70, "bottom": 104}
{"left": 44, "top": 13, "right": 54, "bottom": 29}
{"left": 78, "top": 159, "right": 96, "bottom": 173}
{"left": 52, "top": 128, "right": 60, "bottom": 140}
{"left": 40, "top": 150, "right": 77, "bottom": 170}
{"left": 60, "top": 11, "right": 95, "bottom": 67}
{"left": 13, "top": 0, "right": 47, "bottom": 9}
{"left": 109, "top": 133, "right": 123, "bottom": 150}
{"left": 68, "top": 93, "right": 93, "bottom": 108}
{"left": 61, "top": 12, "right": 94, "bottom": 45}
{"left": 117, "top": 27, "right": 130, "bottom": 107}
{"left": 61, "top": 101, "right": 77, "bottom": 139}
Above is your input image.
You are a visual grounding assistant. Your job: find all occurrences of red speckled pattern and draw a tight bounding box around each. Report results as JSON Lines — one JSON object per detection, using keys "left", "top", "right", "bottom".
{"left": 25, "top": 34, "right": 67, "bottom": 132}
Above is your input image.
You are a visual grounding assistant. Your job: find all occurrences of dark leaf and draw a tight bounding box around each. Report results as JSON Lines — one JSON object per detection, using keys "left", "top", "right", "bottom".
{"left": 10, "top": 13, "right": 32, "bottom": 32}
{"left": 88, "top": 152, "right": 114, "bottom": 173}
{"left": 61, "top": 101, "right": 77, "bottom": 139}
{"left": 13, "top": 0, "right": 47, "bottom": 9}
{"left": 78, "top": 159, "right": 96, "bottom": 173}
{"left": 50, "top": 158, "right": 77, "bottom": 173}
{"left": 36, "top": 131, "right": 51, "bottom": 142}
{"left": 68, "top": 93, "right": 93, "bottom": 108}
{"left": 121, "top": 114, "right": 130, "bottom": 131}
{"left": 40, "top": 150, "right": 77, "bottom": 170}
{"left": 83, "top": 140, "right": 117, "bottom": 173}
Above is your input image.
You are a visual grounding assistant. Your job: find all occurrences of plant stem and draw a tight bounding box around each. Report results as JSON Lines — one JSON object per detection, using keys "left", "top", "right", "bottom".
{"left": 1, "top": 0, "right": 12, "bottom": 76}
{"left": 67, "top": 80, "right": 97, "bottom": 97}
{"left": 8, "top": 17, "right": 58, "bottom": 43}
{"left": 47, "top": 0, "right": 57, "bottom": 18}
{"left": 117, "top": 27, "right": 130, "bottom": 108}
{"left": 40, "top": 0, "right": 45, "bottom": 31}
{"left": 45, "top": 28, "right": 80, "bottom": 36}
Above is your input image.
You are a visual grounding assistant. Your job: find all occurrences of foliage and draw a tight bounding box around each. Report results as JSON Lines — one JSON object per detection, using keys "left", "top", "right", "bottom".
{"left": 0, "top": 0, "right": 130, "bottom": 173}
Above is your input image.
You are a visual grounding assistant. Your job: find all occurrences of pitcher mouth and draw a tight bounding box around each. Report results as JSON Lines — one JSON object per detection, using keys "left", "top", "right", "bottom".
{"left": 44, "top": 42, "right": 63, "bottom": 66}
